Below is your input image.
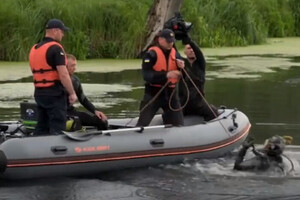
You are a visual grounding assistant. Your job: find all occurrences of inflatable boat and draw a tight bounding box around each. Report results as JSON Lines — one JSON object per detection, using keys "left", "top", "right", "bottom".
{"left": 0, "top": 108, "right": 251, "bottom": 179}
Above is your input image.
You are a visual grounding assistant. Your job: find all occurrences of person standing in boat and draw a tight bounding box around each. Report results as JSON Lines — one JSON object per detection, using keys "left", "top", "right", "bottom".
{"left": 178, "top": 34, "right": 218, "bottom": 121}
{"left": 66, "top": 54, "right": 108, "bottom": 130}
{"left": 234, "top": 136, "right": 291, "bottom": 172}
{"left": 29, "top": 19, "right": 77, "bottom": 135}
{"left": 136, "top": 29, "right": 185, "bottom": 127}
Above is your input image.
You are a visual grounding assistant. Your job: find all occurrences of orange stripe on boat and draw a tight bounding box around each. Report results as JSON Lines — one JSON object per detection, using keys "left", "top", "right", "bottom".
{"left": 7, "top": 123, "right": 251, "bottom": 168}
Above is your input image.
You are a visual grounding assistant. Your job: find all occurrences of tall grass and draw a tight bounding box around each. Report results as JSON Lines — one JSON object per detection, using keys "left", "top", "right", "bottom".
{"left": 0, "top": 0, "right": 44, "bottom": 61}
{"left": 0, "top": 0, "right": 150, "bottom": 61}
{"left": 0, "top": 0, "right": 299, "bottom": 61}
{"left": 289, "top": 0, "right": 300, "bottom": 36}
{"left": 181, "top": 0, "right": 298, "bottom": 47}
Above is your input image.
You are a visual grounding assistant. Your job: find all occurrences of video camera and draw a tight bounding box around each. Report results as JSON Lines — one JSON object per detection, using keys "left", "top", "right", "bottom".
{"left": 163, "top": 12, "right": 193, "bottom": 40}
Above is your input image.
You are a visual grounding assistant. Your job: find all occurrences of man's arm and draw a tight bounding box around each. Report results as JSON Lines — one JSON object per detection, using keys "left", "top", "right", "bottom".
{"left": 182, "top": 35, "right": 206, "bottom": 70}
{"left": 74, "top": 76, "right": 96, "bottom": 114}
{"left": 142, "top": 50, "right": 168, "bottom": 84}
{"left": 57, "top": 66, "right": 77, "bottom": 104}
{"left": 234, "top": 146, "right": 250, "bottom": 170}
{"left": 189, "top": 40, "right": 206, "bottom": 70}
{"left": 234, "top": 145, "right": 269, "bottom": 171}
{"left": 73, "top": 76, "right": 107, "bottom": 121}
{"left": 47, "top": 45, "right": 77, "bottom": 103}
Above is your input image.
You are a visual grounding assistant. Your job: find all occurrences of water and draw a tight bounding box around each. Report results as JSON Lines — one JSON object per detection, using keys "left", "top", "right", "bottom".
{"left": 1, "top": 46, "right": 300, "bottom": 198}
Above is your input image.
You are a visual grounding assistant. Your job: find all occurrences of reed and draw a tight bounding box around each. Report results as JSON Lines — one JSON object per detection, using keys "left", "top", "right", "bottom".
{"left": 0, "top": 0, "right": 149, "bottom": 61}
{"left": 0, "top": 0, "right": 299, "bottom": 61}
{"left": 181, "top": 0, "right": 297, "bottom": 47}
{"left": 289, "top": 0, "right": 300, "bottom": 36}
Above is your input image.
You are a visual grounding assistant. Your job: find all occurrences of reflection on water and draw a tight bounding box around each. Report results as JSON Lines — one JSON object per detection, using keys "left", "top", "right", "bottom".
{"left": 1, "top": 150, "right": 300, "bottom": 200}
{"left": 1, "top": 54, "right": 300, "bottom": 199}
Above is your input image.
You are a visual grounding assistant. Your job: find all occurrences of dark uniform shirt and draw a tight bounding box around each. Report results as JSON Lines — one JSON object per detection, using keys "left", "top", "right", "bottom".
{"left": 68, "top": 75, "right": 96, "bottom": 113}
{"left": 34, "top": 37, "right": 66, "bottom": 96}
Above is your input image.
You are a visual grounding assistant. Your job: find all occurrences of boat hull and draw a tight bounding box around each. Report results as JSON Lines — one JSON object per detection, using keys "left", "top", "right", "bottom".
{"left": 0, "top": 109, "right": 251, "bottom": 179}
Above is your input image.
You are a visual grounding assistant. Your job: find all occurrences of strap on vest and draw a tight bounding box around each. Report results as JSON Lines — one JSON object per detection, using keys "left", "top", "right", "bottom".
{"left": 34, "top": 79, "right": 57, "bottom": 84}
{"left": 150, "top": 83, "right": 176, "bottom": 88}
{"left": 32, "top": 68, "right": 55, "bottom": 73}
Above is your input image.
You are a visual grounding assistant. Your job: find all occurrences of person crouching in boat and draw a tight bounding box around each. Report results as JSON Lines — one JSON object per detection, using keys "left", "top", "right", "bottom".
{"left": 66, "top": 54, "right": 108, "bottom": 130}
{"left": 178, "top": 33, "right": 218, "bottom": 121}
{"left": 234, "top": 135, "right": 290, "bottom": 172}
{"left": 136, "top": 29, "right": 184, "bottom": 127}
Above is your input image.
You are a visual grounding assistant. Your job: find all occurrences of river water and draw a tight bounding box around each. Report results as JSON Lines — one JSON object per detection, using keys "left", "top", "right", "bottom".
{"left": 1, "top": 38, "right": 300, "bottom": 199}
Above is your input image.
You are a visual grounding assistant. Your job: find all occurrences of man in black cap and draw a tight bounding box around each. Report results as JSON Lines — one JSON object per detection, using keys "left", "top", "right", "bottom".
{"left": 136, "top": 29, "right": 184, "bottom": 127}
{"left": 29, "top": 18, "right": 77, "bottom": 135}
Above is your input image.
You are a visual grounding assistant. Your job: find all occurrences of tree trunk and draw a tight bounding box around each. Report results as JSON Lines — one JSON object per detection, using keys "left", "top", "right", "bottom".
{"left": 141, "top": 0, "right": 183, "bottom": 54}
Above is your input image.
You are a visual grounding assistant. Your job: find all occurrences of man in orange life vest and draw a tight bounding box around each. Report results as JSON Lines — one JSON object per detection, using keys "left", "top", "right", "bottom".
{"left": 136, "top": 29, "right": 185, "bottom": 127}
{"left": 29, "top": 19, "right": 77, "bottom": 135}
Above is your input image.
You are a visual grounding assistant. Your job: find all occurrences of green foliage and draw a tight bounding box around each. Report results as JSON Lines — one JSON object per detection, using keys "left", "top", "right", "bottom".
{"left": 0, "top": 0, "right": 150, "bottom": 61}
{"left": 182, "top": 0, "right": 298, "bottom": 47}
{"left": 289, "top": 0, "right": 300, "bottom": 36}
{"left": 0, "top": 0, "right": 299, "bottom": 61}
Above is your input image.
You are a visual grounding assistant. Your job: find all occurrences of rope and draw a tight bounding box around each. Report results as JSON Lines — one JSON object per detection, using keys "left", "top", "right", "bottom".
{"left": 168, "top": 70, "right": 190, "bottom": 112}
{"left": 181, "top": 68, "right": 217, "bottom": 118}
{"left": 127, "top": 67, "right": 233, "bottom": 138}
{"left": 180, "top": 67, "right": 230, "bottom": 136}
{"left": 124, "top": 81, "right": 170, "bottom": 127}
{"left": 282, "top": 153, "right": 295, "bottom": 173}
{"left": 139, "top": 81, "right": 170, "bottom": 115}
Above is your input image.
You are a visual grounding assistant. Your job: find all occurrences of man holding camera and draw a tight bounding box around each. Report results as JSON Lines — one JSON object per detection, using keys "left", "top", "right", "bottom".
{"left": 178, "top": 35, "right": 218, "bottom": 121}
{"left": 164, "top": 13, "right": 218, "bottom": 121}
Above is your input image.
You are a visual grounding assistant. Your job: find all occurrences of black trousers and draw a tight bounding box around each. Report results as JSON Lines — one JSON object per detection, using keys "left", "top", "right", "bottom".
{"left": 34, "top": 94, "right": 67, "bottom": 135}
{"left": 183, "top": 98, "right": 218, "bottom": 121}
{"left": 136, "top": 86, "right": 184, "bottom": 127}
{"left": 67, "top": 109, "right": 108, "bottom": 130}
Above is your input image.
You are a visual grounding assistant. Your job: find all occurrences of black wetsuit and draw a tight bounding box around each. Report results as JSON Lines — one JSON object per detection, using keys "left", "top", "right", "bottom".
{"left": 67, "top": 75, "right": 108, "bottom": 130}
{"left": 179, "top": 39, "right": 218, "bottom": 121}
{"left": 234, "top": 146, "right": 284, "bottom": 171}
{"left": 136, "top": 46, "right": 184, "bottom": 126}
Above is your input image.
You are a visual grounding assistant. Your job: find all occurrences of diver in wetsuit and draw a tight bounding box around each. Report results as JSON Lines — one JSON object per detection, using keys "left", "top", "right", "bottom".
{"left": 234, "top": 136, "right": 287, "bottom": 172}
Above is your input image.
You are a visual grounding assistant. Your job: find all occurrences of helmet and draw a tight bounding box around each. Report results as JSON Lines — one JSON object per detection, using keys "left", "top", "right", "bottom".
{"left": 263, "top": 135, "right": 285, "bottom": 156}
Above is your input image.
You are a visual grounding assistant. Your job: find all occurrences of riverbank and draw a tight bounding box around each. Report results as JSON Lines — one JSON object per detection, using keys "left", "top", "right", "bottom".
{"left": 0, "top": 37, "right": 299, "bottom": 81}
{"left": 204, "top": 37, "right": 300, "bottom": 57}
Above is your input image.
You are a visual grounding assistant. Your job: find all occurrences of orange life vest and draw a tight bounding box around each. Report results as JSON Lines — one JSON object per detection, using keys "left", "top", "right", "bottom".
{"left": 29, "top": 41, "right": 66, "bottom": 88}
{"left": 149, "top": 46, "right": 178, "bottom": 88}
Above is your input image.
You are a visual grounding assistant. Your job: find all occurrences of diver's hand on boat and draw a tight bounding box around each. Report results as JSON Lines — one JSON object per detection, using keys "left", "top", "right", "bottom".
{"left": 242, "top": 138, "right": 254, "bottom": 149}
{"left": 95, "top": 110, "right": 107, "bottom": 121}
{"left": 69, "top": 93, "right": 77, "bottom": 104}
{"left": 176, "top": 59, "right": 185, "bottom": 69}
{"left": 167, "top": 70, "right": 182, "bottom": 79}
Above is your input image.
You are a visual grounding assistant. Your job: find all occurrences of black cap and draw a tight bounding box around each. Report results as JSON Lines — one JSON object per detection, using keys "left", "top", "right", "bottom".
{"left": 159, "top": 29, "right": 175, "bottom": 43}
{"left": 46, "top": 19, "right": 70, "bottom": 32}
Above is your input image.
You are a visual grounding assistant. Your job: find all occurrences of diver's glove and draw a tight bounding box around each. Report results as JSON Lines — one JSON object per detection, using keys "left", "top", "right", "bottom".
{"left": 242, "top": 137, "right": 254, "bottom": 149}
{"left": 182, "top": 34, "right": 191, "bottom": 45}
